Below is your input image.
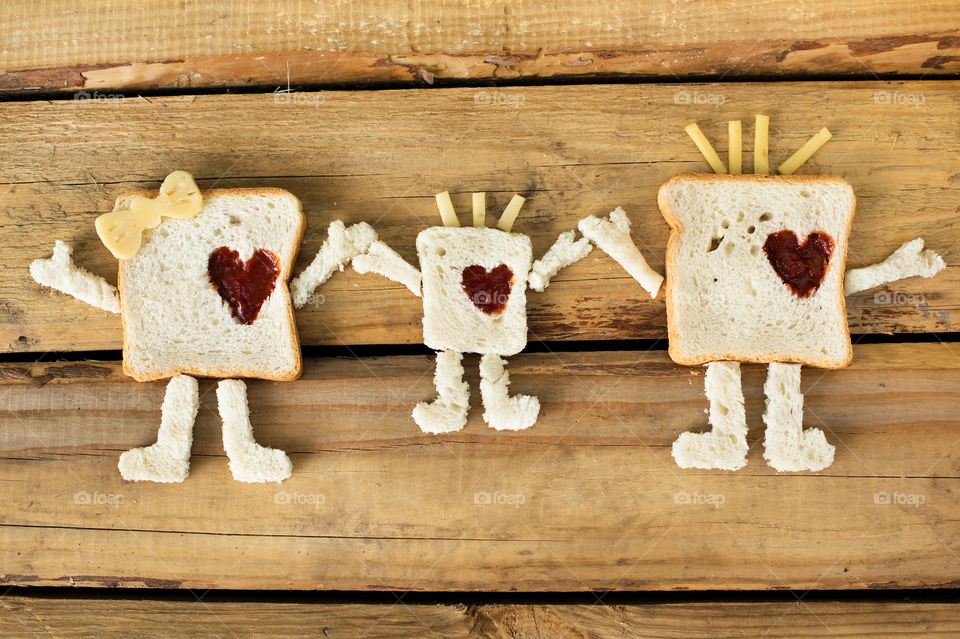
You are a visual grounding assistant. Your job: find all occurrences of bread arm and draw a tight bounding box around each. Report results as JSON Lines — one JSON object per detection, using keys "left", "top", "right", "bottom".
{"left": 528, "top": 230, "right": 593, "bottom": 292}
{"left": 290, "top": 220, "right": 378, "bottom": 308}
{"left": 352, "top": 240, "right": 422, "bottom": 297}
{"left": 844, "top": 238, "right": 945, "bottom": 295}
{"left": 30, "top": 241, "right": 121, "bottom": 313}
{"left": 577, "top": 208, "right": 664, "bottom": 298}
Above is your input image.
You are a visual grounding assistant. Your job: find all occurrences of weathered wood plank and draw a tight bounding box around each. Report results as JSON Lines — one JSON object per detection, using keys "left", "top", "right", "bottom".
{"left": 0, "top": 1, "right": 958, "bottom": 92}
{"left": 3, "top": 596, "right": 960, "bottom": 638}
{"left": 1, "top": 343, "right": 957, "bottom": 590}
{"left": 2, "top": 82, "right": 958, "bottom": 352}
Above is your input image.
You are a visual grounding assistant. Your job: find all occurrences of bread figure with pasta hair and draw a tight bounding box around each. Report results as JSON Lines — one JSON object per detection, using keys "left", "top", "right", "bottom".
{"left": 610, "top": 116, "right": 944, "bottom": 471}
{"left": 292, "top": 191, "right": 663, "bottom": 433}
{"left": 31, "top": 173, "right": 305, "bottom": 483}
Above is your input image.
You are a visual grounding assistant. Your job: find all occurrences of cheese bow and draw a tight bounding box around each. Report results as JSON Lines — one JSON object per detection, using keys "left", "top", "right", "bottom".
{"left": 95, "top": 171, "right": 203, "bottom": 259}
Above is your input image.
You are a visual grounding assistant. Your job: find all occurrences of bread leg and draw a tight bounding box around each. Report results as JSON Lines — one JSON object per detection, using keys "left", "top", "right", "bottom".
{"left": 412, "top": 351, "right": 470, "bottom": 433}
{"left": 762, "top": 363, "right": 835, "bottom": 472}
{"left": 672, "top": 361, "right": 749, "bottom": 471}
{"left": 217, "top": 380, "right": 292, "bottom": 483}
{"left": 479, "top": 354, "right": 540, "bottom": 431}
{"left": 118, "top": 375, "right": 198, "bottom": 482}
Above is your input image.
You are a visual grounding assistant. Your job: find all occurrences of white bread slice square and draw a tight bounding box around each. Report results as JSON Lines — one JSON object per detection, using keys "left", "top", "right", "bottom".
{"left": 118, "top": 188, "right": 304, "bottom": 382}
{"left": 417, "top": 226, "right": 532, "bottom": 355}
{"left": 659, "top": 174, "right": 855, "bottom": 369}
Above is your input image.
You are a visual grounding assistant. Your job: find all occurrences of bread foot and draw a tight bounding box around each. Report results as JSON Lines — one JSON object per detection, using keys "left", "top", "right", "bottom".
{"left": 763, "top": 363, "right": 835, "bottom": 472}
{"left": 672, "top": 361, "right": 748, "bottom": 471}
{"left": 479, "top": 354, "right": 540, "bottom": 431}
{"left": 118, "top": 375, "right": 198, "bottom": 482}
{"left": 217, "top": 380, "right": 292, "bottom": 483}
{"left": 413, "top": 350, "right": 470, "bottom": 433}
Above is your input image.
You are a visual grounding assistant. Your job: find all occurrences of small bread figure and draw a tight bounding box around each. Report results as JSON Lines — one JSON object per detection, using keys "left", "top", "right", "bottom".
{"left": 293, "top": 191, "right": 601, "bottom": 433}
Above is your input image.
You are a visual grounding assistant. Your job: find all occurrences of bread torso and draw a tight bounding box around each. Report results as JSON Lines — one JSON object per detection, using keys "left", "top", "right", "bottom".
{"left": 118, "top": 188, "right": 304, "bottom": 381}
{"left": 659, "top": 174, "right": 855, "bottom": 369}
{"left": 417, "top": 226, "right": 532, "bottom": 356}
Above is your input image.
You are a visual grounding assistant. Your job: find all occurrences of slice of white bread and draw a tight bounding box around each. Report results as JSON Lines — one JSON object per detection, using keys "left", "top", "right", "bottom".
{"left": 417, "top": 226, "right": 532, "bottom": 356}
{"left": 412, "top": 350, "right": 470, "bottom": 434}
{"left": 118, "top": 374, "right": 198, "bottom": 483}
{"left": 352, "top": 240, "right": 423, "bottom": 296}
{"left": 291, "top": 220, "right": 378, "bottom": 308}
{"left": 479, "top": 354, "right": 540, "bottom": 430}
{"left": 659, "top": 174, "right": 855, "bottom": 369}
{"left": 118, "top": 188, "right": 304, "bottom": 382}
{"left": 578, "top": 208, "right": 663, "bottom": 298}
{"left": 31, "top": 240, "right": 121, "bottom": 313}
{"left": 528, "top": 230, "right": 593, "bottom": 292}
{"left": 672, "top": 361, "right": 749, "bottom": 471}
{"left": 845, "top": 237, "right": 945, "bottom": 295}
{"left": 217, "top": 379, "right": 292, "bottom": 483}
{"left": 762, "top": 362, "right": 835, "bottom": 472}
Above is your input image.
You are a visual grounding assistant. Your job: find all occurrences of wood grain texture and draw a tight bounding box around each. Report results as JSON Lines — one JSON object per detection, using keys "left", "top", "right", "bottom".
{"left": 2, "top": 81, "right": 958, "bottom": 352}
{"left": 3, "top": 597, "right": 960, "bottom": 638}
{"left": 1, "top": 343, "right": 958, "bottom": 591}
{"left": 0, "top": 1, "right": 958, "bottom": 92}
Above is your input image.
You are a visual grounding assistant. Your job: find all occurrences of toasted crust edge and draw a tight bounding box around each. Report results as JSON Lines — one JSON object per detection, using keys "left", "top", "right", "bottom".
{"left": 118, "top": 187, "right": 305, "bottom": 382}
{"left": 658, "top": 173, "right": 855, "bottom": 370}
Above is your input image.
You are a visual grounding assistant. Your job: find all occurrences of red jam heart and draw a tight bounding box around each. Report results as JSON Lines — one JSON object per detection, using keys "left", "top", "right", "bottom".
{"left": 763, "top": 230, "right": 834, "bottom": 298}
{"left": 461, "top": 264, "right": 514, "bottom": 314}
{"left": 208, "top": 247, "right": 280, "bottom": 324}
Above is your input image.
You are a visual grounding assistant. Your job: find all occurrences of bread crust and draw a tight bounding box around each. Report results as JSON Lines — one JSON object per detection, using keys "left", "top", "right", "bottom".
{"left": 658, "top": 173, "right": 855, "bottom": 370}
{"left": 117, "top": 187, "right": 305, "bottom": 382}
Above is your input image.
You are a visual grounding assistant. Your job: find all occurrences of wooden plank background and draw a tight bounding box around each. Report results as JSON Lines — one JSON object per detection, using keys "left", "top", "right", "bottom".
{"left": 3, "top": 596, "right": 960, "bottom": 637}
{"left": 2, "top": 343, "right": 959, "bottom": 590}
{"left": 3, "top": 81, "right": 958, "bottom": 352}
{"left": 1, "top": 1, "right": 958, "bottom": 92}
{"left": 3, "top": 3, "right": 960, "bottom": 632}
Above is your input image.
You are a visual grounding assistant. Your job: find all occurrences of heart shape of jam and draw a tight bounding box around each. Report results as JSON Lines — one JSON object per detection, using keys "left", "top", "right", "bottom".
{"left": 208, "top": 247, "right": 280, "bottom": 324}
{"left": 461, "top": 264, "right": 514, "bottom": 315}
{"left": 763, "top": 230, "right": 834, "bottom": 298}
